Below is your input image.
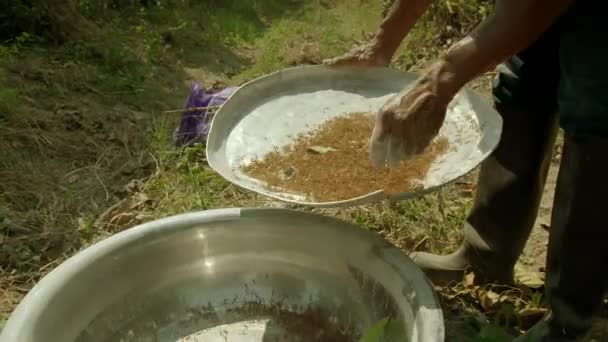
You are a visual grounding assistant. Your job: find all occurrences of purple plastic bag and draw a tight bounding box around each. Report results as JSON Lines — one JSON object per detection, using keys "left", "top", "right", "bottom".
{"left": 174, "top": 82, "right": 238, "bottom": 147}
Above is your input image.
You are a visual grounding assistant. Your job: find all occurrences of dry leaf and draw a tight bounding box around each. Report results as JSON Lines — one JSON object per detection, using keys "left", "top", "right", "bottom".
{"left": 307, "top": 146, "right": 338, "bottom": 154}
{"left": 464, "top": 272, "right": 476, "bottom": 288}
{"left": 517, "top": 307, "right": 547, "bottom": 329}
{"left": 476, "top": 289, "right": 502, "bottom": 313}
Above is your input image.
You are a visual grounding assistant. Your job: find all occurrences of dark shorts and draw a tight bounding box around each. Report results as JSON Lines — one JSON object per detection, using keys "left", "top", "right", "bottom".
{"left": 492, "top": 1, "right": 608, "bottom": 139}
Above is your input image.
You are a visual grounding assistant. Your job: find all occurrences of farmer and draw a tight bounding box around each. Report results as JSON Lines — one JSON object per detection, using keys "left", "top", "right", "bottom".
{"left": 325, "top": 0, "right": 608, "bottom": 341}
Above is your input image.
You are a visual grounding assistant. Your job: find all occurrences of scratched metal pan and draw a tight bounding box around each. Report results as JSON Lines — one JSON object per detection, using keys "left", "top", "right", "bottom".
{"left": 206, "top": 65, "right": 502, "bottom": 207}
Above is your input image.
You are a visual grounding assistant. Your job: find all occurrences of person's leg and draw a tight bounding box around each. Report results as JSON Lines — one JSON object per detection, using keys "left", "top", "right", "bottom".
{"left": 515, "top": 138, "right": 608, "bottom": 342}
{"left": 411, "top": 28, "right": 560, "bottom": 285}
{"left": 523, "top": 135, "right": 608, "bottom": 341}
{"left": 518, "top": 3, "right": 608, "bottom": 340}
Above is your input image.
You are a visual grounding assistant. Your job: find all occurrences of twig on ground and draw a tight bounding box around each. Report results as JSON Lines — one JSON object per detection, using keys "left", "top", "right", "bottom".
{"left": 412, "top": 235, "right": 429, "bottom": 252}
{"left": 94, "top": 147, "right": 112, "bottom": 201}
{"left": 38, "top": 259, "right": 63, "bottom": 275}
{"left": 84, "top": 84, "right": 106, "bottom": 96}
{"left": 163, "top": 106, "right": 221, "bottom": 114}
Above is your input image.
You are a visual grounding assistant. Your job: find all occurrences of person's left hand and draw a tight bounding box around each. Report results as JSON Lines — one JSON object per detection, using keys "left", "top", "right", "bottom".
{"left": 370, "top": 68, "right": 457, "bottom": 168}
{"left": 322, "top": 41, "right": 391, "bottom": 68}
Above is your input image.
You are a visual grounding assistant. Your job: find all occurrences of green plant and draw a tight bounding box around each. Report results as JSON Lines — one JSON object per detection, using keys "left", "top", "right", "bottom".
{"left": 360, "top": 316, "right": 407, "bottom": 342}
{"left": 0, "top": 68, "right": 19, "bottom": 113}
{"left": 471, "top": 324, "right": 513, "bottom": 342}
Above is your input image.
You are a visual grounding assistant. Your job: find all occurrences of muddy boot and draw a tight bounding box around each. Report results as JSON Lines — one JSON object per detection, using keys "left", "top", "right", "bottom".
{"left": 515, "top": 134, "right": 608, "bottom": 341}
{"left": 411, "top": 99, "right": 558, "bottom": 285}
{"left": 410, "top": 46, "right": 561, "bottom": 285}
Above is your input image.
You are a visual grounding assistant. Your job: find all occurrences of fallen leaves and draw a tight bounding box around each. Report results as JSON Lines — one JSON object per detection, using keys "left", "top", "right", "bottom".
{"left": 437, "top": 270, "right": 548, "bottom": 335}
{"left": 476, "top": 288, "right": 503, "bottom": 314}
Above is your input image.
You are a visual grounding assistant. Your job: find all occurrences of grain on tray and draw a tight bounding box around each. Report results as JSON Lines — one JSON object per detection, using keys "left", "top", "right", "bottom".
{"left": 242, "top": 112, "right": 449, "bottom": 201}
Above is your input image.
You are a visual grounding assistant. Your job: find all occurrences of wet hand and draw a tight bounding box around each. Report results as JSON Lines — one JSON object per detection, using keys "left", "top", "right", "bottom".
{"left": 370, "top": 74, "right": 453, "bottom": 169}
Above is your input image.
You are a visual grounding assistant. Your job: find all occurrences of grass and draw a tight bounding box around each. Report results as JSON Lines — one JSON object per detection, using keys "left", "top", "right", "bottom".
{"left": 0, "top": 0, "right": 529, "bottom": 340}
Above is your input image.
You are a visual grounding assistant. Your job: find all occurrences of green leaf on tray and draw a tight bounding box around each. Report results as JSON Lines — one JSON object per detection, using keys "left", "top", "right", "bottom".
{"left": 360, "top": 316, "right": 408, "bottom": 342}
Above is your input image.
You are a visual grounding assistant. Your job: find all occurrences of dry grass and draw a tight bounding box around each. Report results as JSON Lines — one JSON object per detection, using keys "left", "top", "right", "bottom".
{"left": 0, "top": 23, "right": 185, "bottom": 326}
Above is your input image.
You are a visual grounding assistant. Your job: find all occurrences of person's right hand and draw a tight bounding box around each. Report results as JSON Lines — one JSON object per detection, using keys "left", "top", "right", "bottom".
{"left": 370, "top": 80, "right": 449, "bottom": 168}
{"left": 323, "top": 42, "right": 391, "bottom": 68}
{"left": 369, "top": 62, "right": 460, "bottom": 168}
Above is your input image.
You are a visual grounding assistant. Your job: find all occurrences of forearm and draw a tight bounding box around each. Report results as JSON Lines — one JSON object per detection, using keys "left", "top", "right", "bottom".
{"left": 437, "top": 0, "right": 574, "bottom": 93}
{"left": 372, "top": 0, "right": 432, "bottom": 61}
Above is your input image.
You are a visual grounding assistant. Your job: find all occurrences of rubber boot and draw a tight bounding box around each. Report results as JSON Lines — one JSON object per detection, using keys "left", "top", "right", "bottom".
{"left": 515, "top": 134, "right": 608, "bottom": 341}
{"left": 410, "top": 98, "right": 558, "bottom": 285}
{"left": 409, "top": 54, "right": 561, "bottom": 284}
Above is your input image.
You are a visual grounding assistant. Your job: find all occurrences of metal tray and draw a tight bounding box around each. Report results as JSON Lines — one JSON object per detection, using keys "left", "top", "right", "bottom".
{"left": 206, "top": 65, "right": 502, "bottom": 207}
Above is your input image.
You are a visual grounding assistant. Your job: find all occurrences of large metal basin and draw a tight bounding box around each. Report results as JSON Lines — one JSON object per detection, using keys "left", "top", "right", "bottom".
{"left": 206, "top": 65, "right": 502, "bottom": 207}
{"left": 0, "top": 208, "right": 444, "bottom": 341}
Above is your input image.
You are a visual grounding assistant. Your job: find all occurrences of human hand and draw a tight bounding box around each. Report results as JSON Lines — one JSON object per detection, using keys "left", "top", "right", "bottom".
{"left": 323, "top": 41, "right": 391, "bottom": 68}
{"left": 370, "top": 67, "right": 457, "bottom": 168}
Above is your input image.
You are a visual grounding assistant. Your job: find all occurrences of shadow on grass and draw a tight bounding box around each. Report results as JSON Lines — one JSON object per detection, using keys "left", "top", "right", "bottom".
{"left": 142, "top": 0, "right": 310, "bottom": 78}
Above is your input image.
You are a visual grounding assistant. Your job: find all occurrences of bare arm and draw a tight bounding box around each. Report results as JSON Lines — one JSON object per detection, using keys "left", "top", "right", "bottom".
{"left": 372, "top": 0, "right": 432, "bottom": 62}
{"left": 324, "top": 0, "right": 431, "bottom": 66}
{"left": 434, "top": 0, "right": 575, "bottom": 95}
{"left": 372, "top": 0, "right": 577, "bottom": 166}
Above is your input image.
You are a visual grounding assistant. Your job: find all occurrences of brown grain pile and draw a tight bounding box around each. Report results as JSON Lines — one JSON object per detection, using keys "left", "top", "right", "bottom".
{"left": 242, "top": 112, "right": 449, "bottom": 201}
{"left": 228, "top": 302, "right": 357, "bottom": 341}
